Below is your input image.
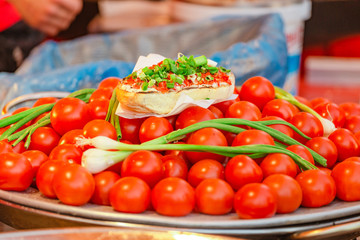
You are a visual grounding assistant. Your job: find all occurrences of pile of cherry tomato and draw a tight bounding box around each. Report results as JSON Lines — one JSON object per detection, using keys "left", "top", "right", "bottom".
{"left": 1, "top": 75, "right": 360, "bottom": 220}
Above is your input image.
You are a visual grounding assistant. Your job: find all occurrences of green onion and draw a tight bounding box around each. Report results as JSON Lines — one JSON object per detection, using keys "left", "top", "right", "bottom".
{"left": 194, "top": 55, "right": 207, "bottom": 67}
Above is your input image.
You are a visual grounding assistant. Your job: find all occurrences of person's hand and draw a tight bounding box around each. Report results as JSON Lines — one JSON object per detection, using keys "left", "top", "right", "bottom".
{"left": 8, "top": 0, "right": 83, "bottom": 36}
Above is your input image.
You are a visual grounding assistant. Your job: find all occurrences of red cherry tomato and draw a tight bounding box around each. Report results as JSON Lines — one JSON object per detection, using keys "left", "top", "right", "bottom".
{"left": 260, "top": 116, "right": 294, "bottom": 139}
{"left": 151, "top": 177, "right": 195, "bottom": 217}
{"left": 33, "top": 97, "right": 58, "bottom": 107}
{"left": 58, "top": 129, "right": 84, "bottom": 146}
{"left": 22, "top": 150, "right": 49, "bottom": 176}
{"left": 310, "top": 97, "right": 331, "bottom": 109}
{"left": 262, "top": 99, "right": 299, "bottom": 121}
{"left": 161, "top": 155, "right": 188, "bottom": 180}
{"left": 83, "top": 119, "right": 117, "bottom": 140}
{"left": 232, "top": 129, "right": 275, "bottom": 147}
{"left": 175, "top": 106, "right": 215, "bottom": 129}
{"left": 36, "top": 160, "right": 68, "bottom": 198}
{"left": 119, "top": 117, "right": 145, "bottom": 144}
{"left": 88, "top": 99, "right": 109, "bottom": 120}
{"left": 139, "top": 117, "right": 173, "bottom": 143}
{"left": 185, "top": 128, "right": 228, "bottom": 164}
{"left": 260, "top": 153, "right": 298, "bottom": 178}
{"left": 331, "top": 161, "right": 360, "bottom": 201}
{"left": 208, "top": 105, "right": 224, "bottom": 119}
{"left": 295, "top": 96, "right": 312, "bottom": 107}
{"left": 239, "top": 76, "right": 275, "bottom": 110}
{"left": 89, "top": 87, "right": 113, "bottom": 103}
{"left": 339, "top": 102, "right": 360, "bottom": 119}
{"left": 234, "top": 183, "right": 277, "bottom": 219}
{"left": 263, "top": 174, "right": 302, "bottom": 214}
{"left": 195, "top": 178, "right": 234, "bottom": 215}
{"left": 225, "top": 155, "right": 263, "bottom": 191}
{"left": 98, "top": 77, "right": 121, "bottom": 90}
{"left": 305, "top": 137, "right": 338, "bottom": 169}
{"left": 91, "top": 171, "right": 121, "bottom": 206}
{"left": 225, "top": 101, "right": 262, "bottom": 121}
{"left": 212, "top": 98, "right": 239, "bottom": 115}
{"left": 290, "top": 112, "right": 324, "bottom": 144}
{"left": 48, "top": 144, "right": 83, "bottom": 165}
{"left": 0, "top": 141, "right": 14, "bottom": 154}
{"left": 344, "top": 115, "right": 360, "bottom": 134}
{"left": 52, "top": 164, "right": 95, "bottom": 206}
{"left": 187, "top": 159, "right": 224, "bottom": 188}
{"left": 328, "top": 128, "right": 360, "bottom": 162}
{"left": 121, "top": 150, "right": 163, "bottom": 188}
{"left": 50, "top": 97, "right": 91, "bottom": 136}
{"left": 109, "top": 176, "right": 151, "bottom": 213}
{"left": 314, "top": 102, "right": 346, "bottom": 128}
{"left": 286, "top": 145, "right": 315, "bottom": 166}
{"left": 28, "top": 127, "right": 61, "bottom": 155}
{"left": 296, "top": 169, "right": 336, "bottom": 208}
{"left": 0, "top": 152, "right": 34, "bottom": 191}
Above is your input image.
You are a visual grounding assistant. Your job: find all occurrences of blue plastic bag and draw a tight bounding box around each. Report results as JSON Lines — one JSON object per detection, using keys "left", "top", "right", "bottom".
{"left": 0, "top": 14, "right": 288, "bottom": 110}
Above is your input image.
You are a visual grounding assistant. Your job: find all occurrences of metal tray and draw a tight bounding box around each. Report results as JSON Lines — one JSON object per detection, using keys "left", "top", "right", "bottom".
{"left": 1, "top": 188, "right": 360, "bottom": 239}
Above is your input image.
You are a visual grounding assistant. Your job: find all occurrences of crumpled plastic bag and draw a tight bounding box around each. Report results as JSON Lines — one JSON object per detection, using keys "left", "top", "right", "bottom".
{"left": 0, "top": 13, "right": 288, "bottom": 112}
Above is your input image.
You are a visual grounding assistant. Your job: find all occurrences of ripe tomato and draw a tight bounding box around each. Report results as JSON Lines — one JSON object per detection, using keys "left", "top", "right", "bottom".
{"left": 225, "top": 101, "right": 262, "bottom": 121}
{"left": 58, "top": 129, "right": 84, "bottom": 146}
{"left": 208, "top": 105, "right": 224, "bottom": 119}
{"left": 151, "top": 177, "right": 195, "bottom": 217}
{"left": 286, "top": 145, "right": 315, "bottom": 167}
{"left": 22, "top": 150, "right": 49, "bottom": 176}
{"left": 12, "top": 107, "right": 30, "bottom": 115}
{"left": 121, "top": 150, "right": 163, "bottom": 188}
{"left": 195, "top": 178, "right": 234, "bottom": 215}
{"left": 109, "top": 176, "right": 150, "bottom": 213}
{"left": 260, "top": 116, "right": 294, "bottom": 139}
{"left": 344, "top": 156, "right": 360, "bottom": 163}
{"left": 305, "top": 137, "right": 338, "bottom": 168}
{"left": 88, "top": 87, "right": 113, "bottom": 103}
{"left": 33, "top": 97, "right": 58, "bottom": 107}
{"left": 331, "top": 161, "right": 360, "bottom": 201}
{"left": 234, "top": 183, "right": 277, "bottom": 219}
{"left": 175, "top": 106, "right": 215, "bottom": 129}
{"left": 119, "top": 116, "right": 145, "bottom": 144}
{"left": 212, "top": 98, "right": 239, "bottom": 115}
{"left": 187, "top": 159, "right": 224, "bottom": 188}
{"left": 328, "top": 128, "right": 360, "bottom": 162}
{"left": 91, "top": 171, "right": 121, "bottom": 206}
{"left": 185, "top": 128, "right": 228, "bottom": 164}
{"left": 232, "top": 129, "right": 275, "bottom": 147}
{"left": 50, "top": 97, "right": 91, "bottom": 136}
{"left": 52, "top": 164, "right": 95, "bottom": 206}
{"left": 296, "top": 169, "right": 336, "bottom": 208}
{"left": 7, "top": 139, "right": 26, "bottom": 154}
{"left": 36, "top": 160, "right": 68, "bottom": 198}
{"left": 290, "top": 112, "right": 324, "bottom": 144}
{"left": 314, "top": 102, "right": 346, "bottom": 128}
{"left": 310, "top": 97, "right": 331, "bottom": 109}
{"left": 295, "top": 96, "right": 311, "bottom": 107}
{"left": 161, "top": 155, "right": 188, "bottom": 180}
{"left": 88, "top": 98, "right": 109, "bottom": 120}
{"left": 139, "top": 117, "right": 173, "bottom": 143}
{"left": 164, "top": 141, "right": 189, "bottom": 166}
{"left": 49, "top": 144, "right": 83, "bottom": 165}
{"left": 98, "top": 77, "right": 121, "bottom": 90}
{"left": 339, "top": 102, "right": 360, "bottom": 119}
{"left": 239, "top": 76, "right": 275, "bottom": 110}
{"left": 263, "top": 174, "right": 302, "bottom": 214}
{"left": 0, "top": 141, "right": 13, "bottom": 154}
{"left": 344, "top": 115, "right": 360, "bottom": 134}
{"left": 262, "top": 99, "right": 299, "bottom": 121}
{"left": 28, "top": 127, "right": 61, "bottom": 155}
{"left": 225, "top": 155, "right": 263, "bottom": 191}
{"left": 260, "top": 153, "right": 298, "bottom": 178}
{"left": 0, "top": 152, "right": 33, "bottom": 191}
{"left": 83, "top": 119, "right": 117, "bottom": 140}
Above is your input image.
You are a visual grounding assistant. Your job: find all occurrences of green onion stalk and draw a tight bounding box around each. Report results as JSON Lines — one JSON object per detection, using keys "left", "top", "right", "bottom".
{"left": 0, "top": 88, "right": 96, "bottom": 148}
{"left": 79, "top": 136, "right": 317, "bottom": 174}
{"left": 78, "top": 117, "right": 327, "bottom": 174}
{"left": 274, "top": 86, "right": 336, "bottom": 137}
